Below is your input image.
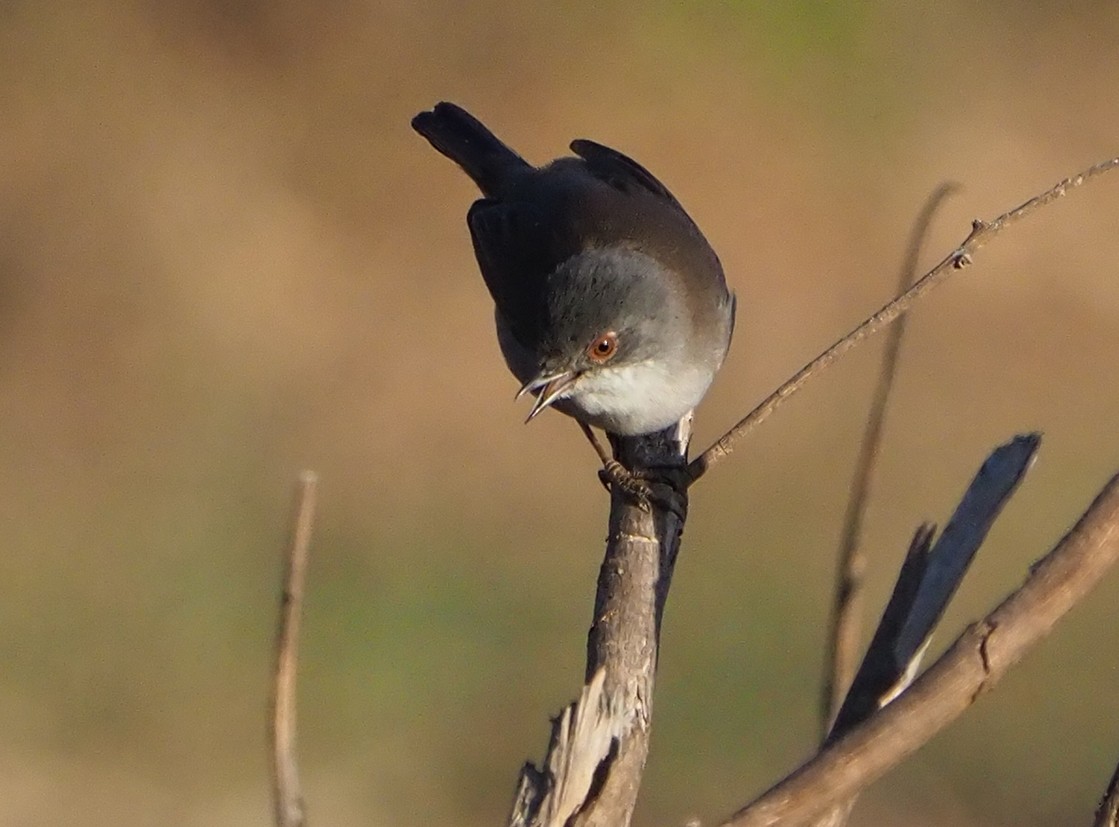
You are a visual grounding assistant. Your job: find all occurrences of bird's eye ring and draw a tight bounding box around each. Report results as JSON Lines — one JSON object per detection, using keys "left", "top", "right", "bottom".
{"left": 586, "top": 331, "right": 619, "bottom": 363}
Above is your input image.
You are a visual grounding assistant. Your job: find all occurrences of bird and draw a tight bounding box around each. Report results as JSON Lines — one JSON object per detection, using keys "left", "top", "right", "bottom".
{"left": 411, "top": 102, "right": 735, "bottom": 439}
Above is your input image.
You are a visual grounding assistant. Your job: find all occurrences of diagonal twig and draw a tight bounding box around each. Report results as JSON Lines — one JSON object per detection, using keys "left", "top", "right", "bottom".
{"left": 822, "top": 182, "right": 959, "bottom": 735}
{"left": 271, "top": 471, "right": 319, "bottom": 827}
{"left": 722, "top": 469, "right": 1119, "bottom": 827}
{"left": 687, "top": 157, "right": 1119, "bottom": 485}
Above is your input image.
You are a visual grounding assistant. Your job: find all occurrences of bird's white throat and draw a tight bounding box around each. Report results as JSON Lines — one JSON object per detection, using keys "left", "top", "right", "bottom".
{"left": 564, "top": 358, "right": 711, "bottom": 435}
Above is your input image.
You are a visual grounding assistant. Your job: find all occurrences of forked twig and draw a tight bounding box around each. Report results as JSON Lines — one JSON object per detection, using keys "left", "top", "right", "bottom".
{"left": 829, "top": 434, "right": 1039, "bottom": 743}
{"left": 723, "top": 470, "right": 1119, "bottom": 827}
{"left": 687, "top": 157, "right": 1119, "bottom": 484}
{"left": 822, "top": 182, "right": 959, "bottom": 735}
{"left": 809, "top": 435, "right": 1039, "bottom": 827}
{"left": 271, "top": 471, "right": 319, "bottom": 827}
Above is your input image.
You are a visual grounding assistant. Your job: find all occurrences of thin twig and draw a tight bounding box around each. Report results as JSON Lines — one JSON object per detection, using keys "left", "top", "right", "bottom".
{"left": 271, "top": 471, "right": 318, "bottom": 827}
{"left": 822, "top": 182, "right": 959, "bottom": 736}
{"left": 722, "top": 470, "right": 1119, "bottom": 827}
{"left": 687, "top": 157, "right": 1119, "bottom": 484}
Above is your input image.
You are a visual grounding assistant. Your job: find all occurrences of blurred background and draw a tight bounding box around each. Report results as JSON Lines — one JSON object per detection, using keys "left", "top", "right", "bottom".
{"left": 2, "top": 2, "right": 1118, "bottom": 825}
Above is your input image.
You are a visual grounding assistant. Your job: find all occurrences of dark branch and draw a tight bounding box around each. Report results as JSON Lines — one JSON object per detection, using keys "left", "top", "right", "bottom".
{"left": 830, "top": 434, "right": 1039, "bottom": 742}
{"left": 822, "top": 182, "right": 959, "bottom": 734}
{"left": 809, "top": 434, "right": 1038, "bottom": 827}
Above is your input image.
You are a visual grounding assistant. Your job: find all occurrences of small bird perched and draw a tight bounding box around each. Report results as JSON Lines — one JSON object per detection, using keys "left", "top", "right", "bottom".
{"left": 411, "top": 102, "right": 735, "bottom": 439}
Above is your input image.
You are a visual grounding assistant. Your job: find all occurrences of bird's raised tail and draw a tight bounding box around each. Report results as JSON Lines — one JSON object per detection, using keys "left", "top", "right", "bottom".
{"left": 411, "top": 102, "right": 532, "bottom": 196}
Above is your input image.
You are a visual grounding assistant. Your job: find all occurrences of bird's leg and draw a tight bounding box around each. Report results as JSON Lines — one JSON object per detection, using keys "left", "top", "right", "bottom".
{"left": 578, "top": 422, "right": 648, "bottom": 500}
{"left": 578, "top": 423, "right": 688, "bottom": 520}
{"left": 577, "top": 422, "right": 625, "bottom": 493}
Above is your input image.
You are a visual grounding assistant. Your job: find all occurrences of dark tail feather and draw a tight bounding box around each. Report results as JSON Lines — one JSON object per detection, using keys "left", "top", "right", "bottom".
{"left": 411, "top": 102, "right": 532, "bottom": 196}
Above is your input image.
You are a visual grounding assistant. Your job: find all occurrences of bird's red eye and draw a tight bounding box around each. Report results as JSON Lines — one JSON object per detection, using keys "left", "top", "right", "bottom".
{"left": 586, "top": 331, "right": 619, "bottom": 363}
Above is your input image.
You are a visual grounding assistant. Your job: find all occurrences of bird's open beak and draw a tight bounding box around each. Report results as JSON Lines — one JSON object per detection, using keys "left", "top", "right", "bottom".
{"left": 516, "top": 370, "right": 578, "bottom": 423}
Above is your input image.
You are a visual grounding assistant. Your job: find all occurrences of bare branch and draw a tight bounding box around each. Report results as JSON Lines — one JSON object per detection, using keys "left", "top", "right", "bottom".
{"left": 830, "top": 434, "right": 1039, "bottom": 739}
{"left": 270, "top": 471, "right": 318, "bottom": 827}
{"left": 889, "top": 433, "right": 1038, "bottom": 665}
{"left": 805, "top": 525, "right": 934, "bottom": 827}
{"left": 509, "top": 420, "right": 692, "bottom": 827}
{"left": 1094, "top": 758, "right": 1119, "bottom": 827}
{"left": 509, "top": 670, "right": 623, "bottom": 827}
{"left": 825, "top": 522, "right": 936, "bottom": 743}
{"left": 687, "top": 157, "right": 1119, "bottom": 484}
{"left": 722, "top": 469, "right": 1119, "bottom": 827}
{"left": 822, "top": 182, "right": 959, "bottom": 734}
{"left": 810, "top": 434, "right": 1038, "bottom": 827}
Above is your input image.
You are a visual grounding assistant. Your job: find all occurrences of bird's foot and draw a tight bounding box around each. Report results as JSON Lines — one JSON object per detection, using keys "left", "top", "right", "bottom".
{"left": 598, "top": 460, "right": 688, "bottom": 521}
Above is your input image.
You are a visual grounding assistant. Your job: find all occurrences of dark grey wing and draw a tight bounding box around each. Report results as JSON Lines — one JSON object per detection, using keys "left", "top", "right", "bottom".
{"left": 568, "top": 138, "right": 723, "bottom": 293}
{"left": 569, "top": 138, "right": 687, "bottom": 213}
{"left": 467, "top": 197, "right": 573, "bottom": 348}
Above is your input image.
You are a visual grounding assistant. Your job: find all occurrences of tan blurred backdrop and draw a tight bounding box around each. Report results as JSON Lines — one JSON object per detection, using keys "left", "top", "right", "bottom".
{"left": 2, "top": 2, "right": 1119, "bottom": 825}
